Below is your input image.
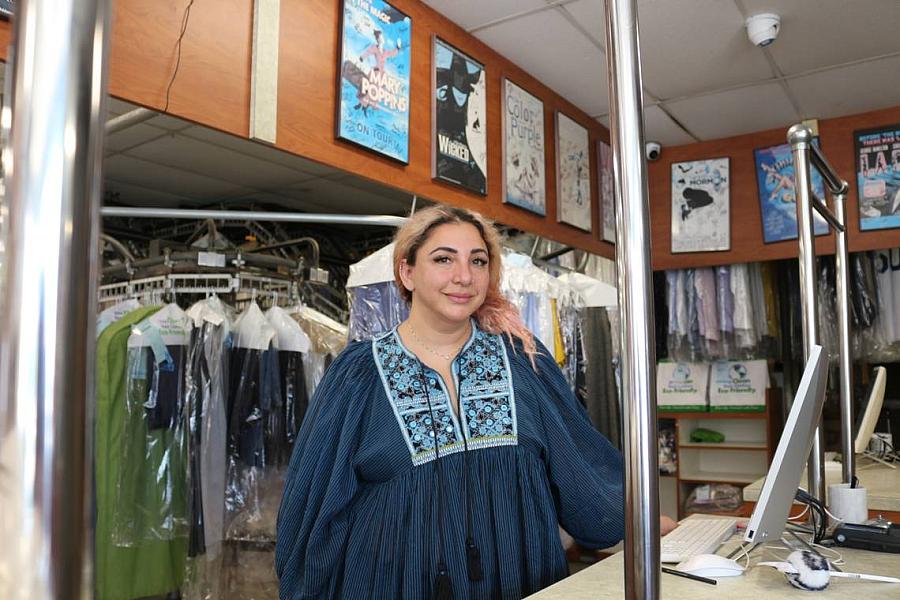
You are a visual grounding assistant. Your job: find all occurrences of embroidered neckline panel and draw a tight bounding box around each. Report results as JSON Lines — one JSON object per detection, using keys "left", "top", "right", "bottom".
{"left": 372, "top": 326, "right": 518, "bottom": 466}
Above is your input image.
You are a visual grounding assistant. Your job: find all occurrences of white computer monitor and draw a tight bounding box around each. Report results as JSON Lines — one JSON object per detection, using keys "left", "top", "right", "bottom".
{"left": 744, "top": 345, "right": 828, "bottom": 545}
{"left": 854, "top": 366, "right": 887, "bottom": 455}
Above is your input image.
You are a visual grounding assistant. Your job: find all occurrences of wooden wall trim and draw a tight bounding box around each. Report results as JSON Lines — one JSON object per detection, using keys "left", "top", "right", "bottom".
{"left": 649, "top": 105, "right": 900, "bottom": 271}
{"left": 275, "top": 0, "right": 612, "bottom": 257}
{"left": 0, "top": 4, "right": 898, "bottom": 266}
{"left": 0, "top": 1, "right": 613, "bottom": 256}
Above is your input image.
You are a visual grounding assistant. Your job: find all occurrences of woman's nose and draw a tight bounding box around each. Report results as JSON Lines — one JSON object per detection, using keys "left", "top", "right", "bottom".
{"left": 453, "top": 261, "right": 473, "bottom": 284}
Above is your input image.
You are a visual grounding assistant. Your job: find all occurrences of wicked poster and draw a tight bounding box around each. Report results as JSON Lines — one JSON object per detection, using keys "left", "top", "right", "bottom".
{"left": 502, "top": 79, "right": 546, "bottom": 215}
{"left": 754, "top": 140, "right": 829, "bottom": 243}
{"left": 336, "top": 0, "right": 411, "bottom": 163}
{"left": 856, "top": 124, "right": 900, "bottom": 231}
{"left": 433, "top": 38, "right": 487, "bottom": 194}
{"left": 671, "top": 158, "right": 730, "bottom": 253}
{"left": 556, "top": 112, "right": 591, "bottom": 232}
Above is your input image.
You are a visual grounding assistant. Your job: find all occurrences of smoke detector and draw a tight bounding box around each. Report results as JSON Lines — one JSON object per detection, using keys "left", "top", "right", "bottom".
{"left": 746, "top": 13, "right": 781, "bottom": 48}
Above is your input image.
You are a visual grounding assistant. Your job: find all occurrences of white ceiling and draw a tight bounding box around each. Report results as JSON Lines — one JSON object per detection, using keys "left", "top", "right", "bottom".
{"left": 104, "top": 98, "right": 415, "bottom": 215}
{"left": 424, "top": 0, "right": 900, "bottom": 147}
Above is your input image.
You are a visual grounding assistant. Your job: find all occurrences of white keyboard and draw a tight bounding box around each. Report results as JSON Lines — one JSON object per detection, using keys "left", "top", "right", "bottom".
{"left": 660, "top": 517, "right": 738, "bottom": 563}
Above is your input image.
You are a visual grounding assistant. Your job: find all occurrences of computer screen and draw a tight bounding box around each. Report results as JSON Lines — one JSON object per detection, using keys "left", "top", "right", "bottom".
{"left": 854, "top": 366, "right": 887, "bottom": 454}
{"left": 744, "top": 345, "right": 828, "bottom": 545}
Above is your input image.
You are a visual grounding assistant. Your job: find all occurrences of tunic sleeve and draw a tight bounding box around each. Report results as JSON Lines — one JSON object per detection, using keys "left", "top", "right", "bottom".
{"left": 531, "top": 345, "right": 625, "bottom": 549}
{"left": 275, "top": 342, "right": 371, "bottom": 599}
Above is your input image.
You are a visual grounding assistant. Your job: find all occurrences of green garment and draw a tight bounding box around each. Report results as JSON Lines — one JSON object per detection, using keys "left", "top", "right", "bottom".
{"left": 95, "top": 306, "right": 187, "bottom": 600}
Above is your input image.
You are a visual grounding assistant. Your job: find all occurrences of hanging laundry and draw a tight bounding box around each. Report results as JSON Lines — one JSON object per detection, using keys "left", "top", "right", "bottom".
{"left": 95, "top": 305, "right": 189, "bottom": 600}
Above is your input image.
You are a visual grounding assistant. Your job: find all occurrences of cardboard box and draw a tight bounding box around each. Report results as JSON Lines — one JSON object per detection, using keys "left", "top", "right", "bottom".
{"left": 657, "top": 362, "right": 709, "bottom": 412}
{"left": 709, "top": 360, "right": 768, "bottom": 412}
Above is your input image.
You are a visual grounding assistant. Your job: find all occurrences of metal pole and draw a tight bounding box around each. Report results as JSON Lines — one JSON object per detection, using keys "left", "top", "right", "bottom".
{"left": 603, "top": 1, "right": 659, "bottom": 598}
{"left": 101, "top": 206, "right": 407, "bottom": 227}
{"left": 105, "top": 107, "right": 156, "bottom": 135}
{"left": 0, "top": 0, "right": 111, "bottom": 597}
{"left": 787, "top": 124, "right": 826, "bottom": 503}
{"left": 834, "top": 192, "right": 855, "bottom": 484}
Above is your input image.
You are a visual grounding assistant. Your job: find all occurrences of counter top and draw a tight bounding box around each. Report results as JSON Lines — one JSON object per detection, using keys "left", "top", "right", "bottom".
{"left": 527, "top": 535, "right": 900, "bottom": 599}
{"left": 743, "top": 462, "right": 900, "bottom": 512}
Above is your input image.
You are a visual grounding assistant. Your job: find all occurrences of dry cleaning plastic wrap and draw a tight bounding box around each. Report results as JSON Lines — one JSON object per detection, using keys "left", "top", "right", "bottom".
{"left": 182, "top": 297, "right": 233, "bottom": 600}
{"left": 112, "top": 304, "right": 193, "bottom": 547}
{"left": 225, "top": 303, "right": 313, "bottom": 543}
{"left": 863, "top": 248, "right": 900, "bottom": 361}
{"left": 346, "top": 242, "right": 408, "bottom": 341}
{"left": 347, "top": 282, "right": 409, "bottom": 341}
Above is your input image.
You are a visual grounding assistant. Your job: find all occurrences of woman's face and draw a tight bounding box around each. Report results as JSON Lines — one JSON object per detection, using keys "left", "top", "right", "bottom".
{"left": 400, "top": 222, "right": 491, "bottom": 326}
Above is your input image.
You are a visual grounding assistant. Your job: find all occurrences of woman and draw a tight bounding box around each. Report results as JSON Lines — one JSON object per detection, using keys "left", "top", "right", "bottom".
{"left": 276, "top": 206, "right": 628, "bottom": 599}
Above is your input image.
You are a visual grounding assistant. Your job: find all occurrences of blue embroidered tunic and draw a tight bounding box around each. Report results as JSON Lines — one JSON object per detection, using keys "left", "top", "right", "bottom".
{"left": 276, "top": 324, "right": 624, "bottom": 599}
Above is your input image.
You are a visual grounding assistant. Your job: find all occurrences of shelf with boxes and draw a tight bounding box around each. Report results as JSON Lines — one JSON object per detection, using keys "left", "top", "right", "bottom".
{"left": 657, "top": 359, "right": 783, "bottom": 518}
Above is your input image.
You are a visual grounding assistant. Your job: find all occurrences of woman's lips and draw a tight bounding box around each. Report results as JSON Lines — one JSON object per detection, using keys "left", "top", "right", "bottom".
{"left": 446, "top": 293, "right": 473, "bottom": 304}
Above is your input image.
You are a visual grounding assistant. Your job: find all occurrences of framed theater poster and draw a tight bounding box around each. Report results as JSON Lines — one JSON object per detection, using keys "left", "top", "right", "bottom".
{"left": 754, "top": 140, "right": 828, "bottom": 243}
{"left": 432, "top": 38, "right": 487, "bottom": 195}
{"left": 671, "top": 158, "right": 730, "bottom": 253}
{"left": 856, "top": 124, "right": 900, "bottom": 231}
{"left": 502, "top": 79, "right": 546, "bottom": 215}
{"left": 336, "top": 0, "right": 411, "bottom": 163}
{"left": 556, "top": 112, "right": 591, "bottom": 231}
{"left": 598, "top": 139, "right": 616, "bottom": 243}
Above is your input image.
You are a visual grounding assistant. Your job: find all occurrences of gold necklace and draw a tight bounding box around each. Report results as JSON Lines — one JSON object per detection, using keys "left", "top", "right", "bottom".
{"left": 407, "top": 323, "right": 469, "bottom": 362}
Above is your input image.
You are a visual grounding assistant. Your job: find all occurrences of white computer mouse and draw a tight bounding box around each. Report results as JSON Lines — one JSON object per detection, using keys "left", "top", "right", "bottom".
{"left": 676, "top": 554, "right": 745, "bottom": 578}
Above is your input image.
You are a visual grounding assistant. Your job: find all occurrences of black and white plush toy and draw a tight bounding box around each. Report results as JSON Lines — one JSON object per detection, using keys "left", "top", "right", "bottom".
{"left": 784, "top": 550, "right": 831, "bottom": 591}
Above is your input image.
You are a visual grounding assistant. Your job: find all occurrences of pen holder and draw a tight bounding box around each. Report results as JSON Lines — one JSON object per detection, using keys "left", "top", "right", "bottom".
{"left": 827, "top": 483, "right": 868, "bottom": 526}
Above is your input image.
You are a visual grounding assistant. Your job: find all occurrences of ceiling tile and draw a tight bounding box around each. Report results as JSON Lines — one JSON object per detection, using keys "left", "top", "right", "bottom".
{"left": 560, "top": 0, "right": 607, "bottom": 47}
{"left": 741, "top": 0, "right": 900, "bottom": 75}
{"left": 636, "top": 0, "right": 772, "bottom": 100}
{"left": 283, "top": 178, "right": 407, "bottom": 215}
{"left": 104, "top": 179, "right": 193, "bottom": 208}
{"left": 664, "top": 82, "right": 798, "bottom": 140}
{"left": 422, "top": 0, "right": 548, "bottom": 31}
{"left": 123, "top": 134, "right": 309, "bottom": 189}
{"left": 475, "top": 9, "right": 609, "bottom": 116}
{"left": 643, "top": 105, "right": 696, "bottom": 147}
{"left": 105, "top": 122, "right": 168, "bottom": 154}
{"left": 594, "top": 106, "right": 694, "bottom": 149}
{"left": 104, "top": 154, "right": 251, "bottom": 200}
{"left": 107, "top": 97, "right": 138, "bottom": 117}
{"left": 145, "top": 112, "right": 194, "bottom": 131}
{"left": 181, "top": 126, "right": 340, "bottom": 176}
{"left": 787, "top": 54, "right": 900, "bottom": 120}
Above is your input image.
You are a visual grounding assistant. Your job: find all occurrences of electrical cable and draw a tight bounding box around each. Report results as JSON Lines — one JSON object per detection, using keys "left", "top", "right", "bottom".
{"left": 163, "top": 0, "right": 196, "bottom": 113}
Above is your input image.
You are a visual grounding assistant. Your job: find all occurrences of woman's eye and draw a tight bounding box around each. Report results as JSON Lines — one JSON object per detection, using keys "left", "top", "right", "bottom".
{"left": 433, "top": 256, "right": 451, "bottom": 264}
{"left": 472, "top": 258, "right": 488, "bottom": 267}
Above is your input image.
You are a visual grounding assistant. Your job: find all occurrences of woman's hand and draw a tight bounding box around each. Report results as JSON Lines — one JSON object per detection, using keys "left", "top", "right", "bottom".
{"left": 660, "top": 515, "right": 678, "bottom": 536}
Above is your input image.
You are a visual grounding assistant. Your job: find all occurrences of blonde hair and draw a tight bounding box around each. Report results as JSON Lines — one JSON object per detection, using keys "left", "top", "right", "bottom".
{"left": 392, "top": 205, "right": 538, "bottom": 362}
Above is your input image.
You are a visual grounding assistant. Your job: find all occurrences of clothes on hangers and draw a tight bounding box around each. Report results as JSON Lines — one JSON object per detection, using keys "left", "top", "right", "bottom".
{"left": 95, "top": 305, "right": 188, "bottom": 600}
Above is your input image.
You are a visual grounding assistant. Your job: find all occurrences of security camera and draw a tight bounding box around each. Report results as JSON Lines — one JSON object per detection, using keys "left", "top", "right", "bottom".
{"left": 646, "top": 142, "right": 661, "bottom": 161}
{"left": 746, "top": 13, "right": 780, "bottom": 48}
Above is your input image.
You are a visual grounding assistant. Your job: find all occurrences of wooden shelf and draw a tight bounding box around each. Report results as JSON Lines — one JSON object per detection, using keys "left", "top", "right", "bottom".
{"left": 658, "top": 411, "right": 767, "bottom": 419}
{"left": 678, "top": 471, "right": 763, "bottom": 485}
{"left": 679, "top": 442, "right": 768, "bottom": 451}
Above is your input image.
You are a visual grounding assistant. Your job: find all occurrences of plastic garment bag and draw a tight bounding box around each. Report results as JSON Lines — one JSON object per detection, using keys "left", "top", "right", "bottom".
{"left": 346, "top": 242, "right": 408, "bottom": 340}
{"left": 266, "top": 306, "right": 312, "bottom": 466}
{"left": 290, "top": 305, "right": 347, "bottom": 397}
{"left": 226, "top": 302, "right": 276, "bottom": 540}
{"left": 182, "top": 297, "right": 232, "bottom": 600}
{"left": 97, "top": 297, "right": 141, "bottom": 337}
{"left": 348, "top": 282, "right": 409, "bottom": 341}
{"left": 113, "top": 303, "right": 193, "bottom": 547}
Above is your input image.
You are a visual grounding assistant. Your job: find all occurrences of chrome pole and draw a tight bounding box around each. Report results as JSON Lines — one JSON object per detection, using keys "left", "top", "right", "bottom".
{"left": 787, "top": 124, "right": 826, "bottom": 503}
{"left": 834, "top": 191, "right": 855, "bottom": 484}
{"left": 603, "top": 1, "right": 659, "bottom": 598}
{"left": 101, "top": 206, "right": 407, "bottom": 227}
{"left": 0, "top": 0, "right": 111, "bottom": 597}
